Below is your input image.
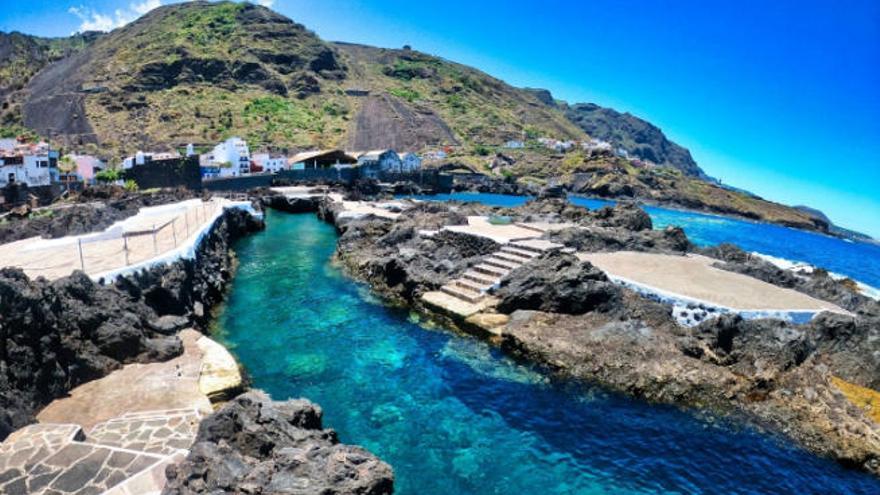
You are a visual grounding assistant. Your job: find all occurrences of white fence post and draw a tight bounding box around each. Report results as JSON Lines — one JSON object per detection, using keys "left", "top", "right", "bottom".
{"left": 77, "top": 238, "right": 85, "bottom": 271}
{"left": 123, "top": 235, "right": 130, "bottom": 266}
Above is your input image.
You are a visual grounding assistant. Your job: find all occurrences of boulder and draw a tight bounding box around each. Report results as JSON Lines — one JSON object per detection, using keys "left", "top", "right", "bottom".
{"left": 163, "top": 391, "right": 394, "bottom": 495}
{"left": 196, "top": 336, "right": 244, "bottom": 402}
{"left": 591, "top": 202, "right": 652, "bottom": 231}
{"left": 495, "top": 252, "right": 621, "bottom": 314}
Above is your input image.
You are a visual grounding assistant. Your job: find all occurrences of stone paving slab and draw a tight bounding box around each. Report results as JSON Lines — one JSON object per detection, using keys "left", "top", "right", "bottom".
{"left": 86, "top": 410, "right": 202, "bottom": 456}
{"left": 0, "top": 432, "right": 167, "bottom": 495}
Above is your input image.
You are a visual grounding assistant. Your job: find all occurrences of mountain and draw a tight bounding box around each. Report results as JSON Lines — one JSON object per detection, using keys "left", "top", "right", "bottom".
{"left": 0, "top": 1, "right": 830, "bottom": 232}
{"left": 563, "top": 102, "right": 703, "bottom": 177}
{"left": 9, "top": 1, "right": 583, "bottom": 158}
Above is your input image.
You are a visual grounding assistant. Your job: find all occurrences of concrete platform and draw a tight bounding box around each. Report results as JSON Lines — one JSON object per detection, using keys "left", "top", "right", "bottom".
{"left": 577, "top": 251, "right": 848, "bottom": 316}
{"left": 444, "top": 216, "right": 542, "bottom": 244}
{"left": 0, "top": 198, "right": 251, "bottom": 282}
{"left": 37, "top": 329, "right": 215, "bottom": 429}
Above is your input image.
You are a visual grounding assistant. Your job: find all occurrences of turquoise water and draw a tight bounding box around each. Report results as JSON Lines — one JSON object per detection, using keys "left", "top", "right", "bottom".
{"left": 405, "top": 192, "right": 880, "bottom": 289}
{"left": 216, "top": 210, "right": 880, "bottom": 494}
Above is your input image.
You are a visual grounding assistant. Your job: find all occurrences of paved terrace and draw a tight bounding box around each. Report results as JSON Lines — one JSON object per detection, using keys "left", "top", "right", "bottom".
{"left": 0, "top": 198, "right": 255, "bottom": 282}
{"left": 0, "top": 330, "right": 242, "bottom": 494}
{"left": 578, "top": 251, "right": 849, "bottom": 318}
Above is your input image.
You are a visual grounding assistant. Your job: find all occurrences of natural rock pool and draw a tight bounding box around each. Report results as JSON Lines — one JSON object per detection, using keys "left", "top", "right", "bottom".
{"left": 214, "top": 210, "right": 879, "bottom": 494}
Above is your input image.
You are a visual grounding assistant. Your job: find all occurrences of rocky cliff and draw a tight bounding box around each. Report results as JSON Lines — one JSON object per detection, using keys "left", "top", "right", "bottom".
{"left": 563, "top": 102, "right": 703, "bottom": 177}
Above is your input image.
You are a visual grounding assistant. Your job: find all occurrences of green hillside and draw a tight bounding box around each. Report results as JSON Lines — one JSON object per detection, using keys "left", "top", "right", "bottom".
{"left": 13, "top": 1, "right": 584, "bottom": 160}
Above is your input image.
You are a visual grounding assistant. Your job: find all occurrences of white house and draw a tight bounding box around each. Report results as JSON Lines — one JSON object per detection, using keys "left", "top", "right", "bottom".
{"left": 582, "top": 138, "right": 613, "bottom": 153}
{"left": 252, "top": 153, "right": 287, "bottom": 173}
{"left": 121, "top": 151, "right": 180, "bottom": 169}
{"left": 211, "top": 137, "right": 251, "bottom": 177}
{"left": 503, "top": 140, "right": 525, "bottom": 149}
{"left": 0, "top": 150, "right": 59, "bottom": 187}
{"left": 397, "top": 152, "right": 422, "bottom": 172}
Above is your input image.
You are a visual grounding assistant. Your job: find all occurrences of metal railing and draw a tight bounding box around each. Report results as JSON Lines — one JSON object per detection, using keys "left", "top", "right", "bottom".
{"left": 6, "top": 199, "right": 223, "bottom": 280}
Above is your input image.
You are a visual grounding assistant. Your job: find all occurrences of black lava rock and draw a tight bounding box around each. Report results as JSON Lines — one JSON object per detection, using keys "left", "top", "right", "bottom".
{"left": 163, "top": 390, "right": 394, "bottom": 495}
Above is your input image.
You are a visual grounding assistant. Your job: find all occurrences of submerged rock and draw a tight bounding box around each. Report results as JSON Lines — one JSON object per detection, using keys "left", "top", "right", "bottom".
{"left": 163, "top": 390, "right": 394, "bottom": 494}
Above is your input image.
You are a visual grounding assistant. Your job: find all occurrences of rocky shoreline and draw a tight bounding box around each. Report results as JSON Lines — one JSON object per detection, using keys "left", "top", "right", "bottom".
{"left": 320, "top": 194, "right": 880, "bottom": 475}
{"left": 0, "top": 191, "right": 395, "bottom": 494}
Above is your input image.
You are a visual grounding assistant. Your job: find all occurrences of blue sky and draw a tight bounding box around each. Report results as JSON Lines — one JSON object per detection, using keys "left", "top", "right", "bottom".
{"left": 2, "top": 1, "right": 879, "bottom": 237}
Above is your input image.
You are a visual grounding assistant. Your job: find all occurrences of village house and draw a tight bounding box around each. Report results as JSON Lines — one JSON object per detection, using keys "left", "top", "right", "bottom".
{"left": 289, "top": 150, "right": 357, "bottom": 170}
{"left": 0, "top": 148, "right": 59, "bottom": 187}
{"left": 503, "top": 139, "right": 525, "bottom": 149}
{"left": 208, "top": 137, "right": 251, "bottom": 178}
{"left": 121, "top": 150, "right": 181, "bottom": 169}
{"left": 71, "top": 155, "right": 105, "bottom": 183}
{"left": 252, "top": 153, "right": 288, "bottom": 173}
{"left": 422, "top": 149, "right": 448, "bottom": 162}
{"left": 355, "top": 150, "right": 402, "bottom": 178}
{"left": 581, "top": 138, "right": 613, "bottom": 153}
{"left": 397, "top": 152, "right": 422, "bottom": 172}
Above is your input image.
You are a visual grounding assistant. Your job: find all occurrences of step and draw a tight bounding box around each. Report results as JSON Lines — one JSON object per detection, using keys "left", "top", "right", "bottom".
{"left": 461, "top": 270, "right": 498, "bottom": 286}
{"left": 500, "top": 246, "right": 540, "bottom": 260}
{"left": 440, "top": 284, "right": 485, "bottom": 303}
{"left": 483, "top": 257, "right": 521, "bottom": 271}
{"left": 492, "top": 251, "right": 532, "bottom": 264}
{"left": 510, "top": 240, "right": 563, "bottom": 254}
{"left": 454, "top": 278, "right": 491, "bottom": 293}
{"left": 118, "top": 408, "right": 197, "bottom": 419}
{"left": 472, "top": 263, "right": 509, "bottom": 278}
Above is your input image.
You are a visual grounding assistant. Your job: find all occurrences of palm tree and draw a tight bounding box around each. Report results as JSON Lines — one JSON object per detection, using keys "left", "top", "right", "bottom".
{"left": 58, "top": 155, "right": 77, "bottom": 174}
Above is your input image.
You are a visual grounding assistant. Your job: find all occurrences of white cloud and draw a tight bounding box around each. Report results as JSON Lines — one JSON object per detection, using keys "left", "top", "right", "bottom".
{"left": 68, "top": 0, "right": 164, "bottom": 33}
{"left": 256, "top": 0, "right": 275, "bottom": 7}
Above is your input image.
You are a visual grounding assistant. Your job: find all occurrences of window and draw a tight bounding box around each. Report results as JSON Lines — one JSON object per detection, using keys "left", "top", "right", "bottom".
{"left": 38, "top": 161, "right": 48, "bottom": 168}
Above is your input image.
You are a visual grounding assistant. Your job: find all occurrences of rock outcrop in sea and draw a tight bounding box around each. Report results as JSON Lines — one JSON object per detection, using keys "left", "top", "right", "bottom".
{"left": 163, "top": 390, "right": 394, "bottom": 494}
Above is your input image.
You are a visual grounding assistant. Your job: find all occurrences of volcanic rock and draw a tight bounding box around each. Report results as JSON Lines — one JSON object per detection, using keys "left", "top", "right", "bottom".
{"left": 162, "top": 390, "right": 394, "bottom": 495}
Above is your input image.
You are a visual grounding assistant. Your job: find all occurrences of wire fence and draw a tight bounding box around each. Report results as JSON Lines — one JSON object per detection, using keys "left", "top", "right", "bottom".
{"left": 2, "top": 199, "right": 224, "bottom": 280}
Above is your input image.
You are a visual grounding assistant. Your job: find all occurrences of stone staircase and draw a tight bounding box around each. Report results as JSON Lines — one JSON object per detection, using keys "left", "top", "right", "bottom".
{"left": 440, "top": 240, "right": 561, "bottom": 304}
{"left": 0, "top": 408, "right": 205, "bottom": 495}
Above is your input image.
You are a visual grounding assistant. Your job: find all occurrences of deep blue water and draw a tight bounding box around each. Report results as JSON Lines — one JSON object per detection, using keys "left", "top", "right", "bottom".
{"left": 215, "top": 210, "right": 880, "bottom": 495}
{"left": 405, "top": 192, "right": 880, "bottom": 289}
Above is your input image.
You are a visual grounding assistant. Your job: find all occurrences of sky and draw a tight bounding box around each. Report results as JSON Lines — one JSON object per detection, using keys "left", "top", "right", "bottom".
{"left": 2, "top": 1, "right": 879, "bottom": 237}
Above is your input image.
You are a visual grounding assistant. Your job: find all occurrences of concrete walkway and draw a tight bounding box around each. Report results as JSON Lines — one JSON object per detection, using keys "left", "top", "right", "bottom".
{"left": 0, "top": 198, "right": 254, "bottom": 282}
{"left": 578, "top": 251, "right": 848, "bottom": 316}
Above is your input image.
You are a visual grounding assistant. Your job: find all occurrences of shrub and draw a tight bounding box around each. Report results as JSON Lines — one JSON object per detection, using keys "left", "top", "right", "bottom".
{"left": 389, "top": 87, "right": 421, "bottom": 102}
{"left": 95, "top": 168, "right": 121, "bottom": 182}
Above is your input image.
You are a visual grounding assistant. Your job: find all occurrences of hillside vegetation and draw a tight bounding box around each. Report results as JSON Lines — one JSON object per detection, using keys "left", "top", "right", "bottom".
{"left": 2, "top": 1, "right": 829, "bottom": 232}
{"left": 14, "top": 1, "right": 584, "bottom": 160}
